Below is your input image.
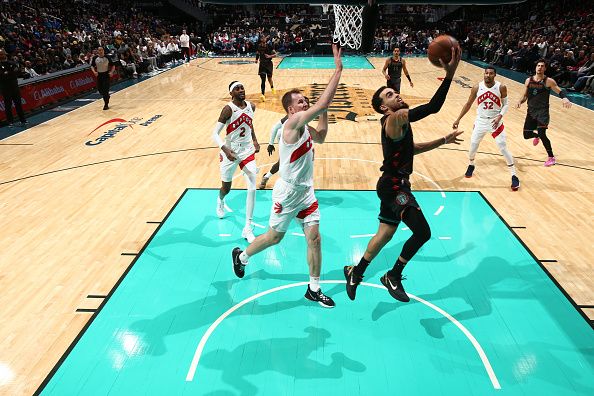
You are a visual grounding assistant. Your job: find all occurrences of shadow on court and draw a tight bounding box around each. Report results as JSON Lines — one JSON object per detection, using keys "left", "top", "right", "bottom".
{"left": 200, "top": 327, "right": 366, "bottom": 396}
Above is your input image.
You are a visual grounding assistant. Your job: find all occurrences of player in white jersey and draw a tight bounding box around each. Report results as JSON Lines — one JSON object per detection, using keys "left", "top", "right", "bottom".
{"left": 212, "top": 81, "right": 261, "bottom": 242}
{"left": 232, "top": 44, "right": 344, "bottom": 308}
{"left": 259, "top": 97, "right": 311, "bottom": 190}
{"left": 453, "top": 65, "right": 520, "bottom": 191}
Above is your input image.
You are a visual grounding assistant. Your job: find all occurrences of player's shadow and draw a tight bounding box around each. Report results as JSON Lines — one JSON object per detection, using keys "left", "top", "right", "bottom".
{"left": 130, "top": 280, "right": 308, "bottom": 356}
{"left": 426, "top": 339, "right": 594, "bottom": 394}
{"left": 199, "top": 327, "right": 366, "bottom": 396}
{"left": 146, "top": 215, "right": 242, "bottom": 253}
{"left": 364, "top": 241, "right": 476, "bottom": 281}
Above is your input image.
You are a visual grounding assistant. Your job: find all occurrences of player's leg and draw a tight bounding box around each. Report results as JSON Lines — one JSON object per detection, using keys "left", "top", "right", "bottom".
{"left": 522, "top": 114, "right": 539, "bottom": 145}
{"left": 537, "top": 127, "right": 555, "bottom": 165}
{"left": 296, "top": 195, "right": 334, "bottom": 308}
{"left": 267, "top": 71, "right": 275, "bottom": 94}
{"left": 466, "top": 123, "right": 487, "bottom": 177}
{"left": 218, "top": 153, "right": 237, "bottom": 218}
{"left": 380, "top": 203, "right": 430, "bottom": 303}
{"left": 259, "top": 71, "right": 266, "bottom": 101}
{"left": 241, "top": 161, "right": 258, "bottom": 242}
{"left": 344, "top": 201, "right": 398, "bottom": 301}
{"left": 232, "top": 179, "right": 293, "bottom": 277}
{"left": 493, "top": 130, "right": 519, "bottom": 190}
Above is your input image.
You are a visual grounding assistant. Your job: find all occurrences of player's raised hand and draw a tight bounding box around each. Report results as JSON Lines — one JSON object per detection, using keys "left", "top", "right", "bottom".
{"left": 332, "top": 43, "right": 343, "bottom": 70}
{"left": 441, "top": 45, "right": 461, "bottom": 78}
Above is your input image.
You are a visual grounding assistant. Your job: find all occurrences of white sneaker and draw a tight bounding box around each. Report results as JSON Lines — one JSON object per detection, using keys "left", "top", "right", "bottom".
{"left": 216, "top": 199, "right": 225, "bottom": 218}
{"left": 241, "top": 226, "right": 255, "bottom": 243}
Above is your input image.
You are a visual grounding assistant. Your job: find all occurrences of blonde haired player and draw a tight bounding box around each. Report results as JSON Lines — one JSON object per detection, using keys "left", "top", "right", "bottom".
{"left": 453, "top": 65, "right": 520, "bottom": 191}
{"left": 212, "top": 81, "right": 261, "bottom": 242}
{"left": 232, "top": 45, "right": 343, "bottom": 308}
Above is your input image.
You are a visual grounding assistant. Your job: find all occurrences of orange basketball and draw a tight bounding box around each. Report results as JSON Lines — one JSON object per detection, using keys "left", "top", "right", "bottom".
{"left": 427, "top": 35, "right": 459, "bottom": 67}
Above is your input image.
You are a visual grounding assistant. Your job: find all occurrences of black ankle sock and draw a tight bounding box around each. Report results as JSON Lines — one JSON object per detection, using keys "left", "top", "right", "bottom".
{"left": 388, "top": 258, "right": 407, "bottom": 278}
{"left": 354, "top": 257, "right": 370, "bottom": 276}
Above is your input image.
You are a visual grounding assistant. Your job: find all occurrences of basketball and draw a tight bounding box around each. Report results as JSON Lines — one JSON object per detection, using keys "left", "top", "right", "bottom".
{"left": 427, "top": 35, "right": 459, "bottom": 67}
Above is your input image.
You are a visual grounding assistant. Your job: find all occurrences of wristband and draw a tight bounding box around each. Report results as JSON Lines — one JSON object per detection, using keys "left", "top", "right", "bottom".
{"left": 559, "top": 90, "right": 567, "bottom": 99}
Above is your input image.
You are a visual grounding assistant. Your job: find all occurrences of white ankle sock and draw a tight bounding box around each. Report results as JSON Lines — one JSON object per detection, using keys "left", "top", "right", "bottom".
{"left": 309, "top": 277, "right": 320, "bottom": 292}
{"left": 239, "top": 251, "right": 249, "bottom": 264}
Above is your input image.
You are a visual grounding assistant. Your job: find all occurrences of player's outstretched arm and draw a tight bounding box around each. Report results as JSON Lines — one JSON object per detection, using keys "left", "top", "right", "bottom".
{"left": 547, "top": 77, "right": 572, "bottom": 108}
{"left": 410, "top": 46, "right": 461, "bottom": 123}
{"left": 285, "top": 44, "right": 343, "bottom": 131}
{"left": 414, "top": 130, "right": 464, "bottom": 155}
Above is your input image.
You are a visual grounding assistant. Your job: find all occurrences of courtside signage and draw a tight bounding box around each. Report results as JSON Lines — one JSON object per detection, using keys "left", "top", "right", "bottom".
{"left": 85, "top": 114, "right": 162, "bottom": 146}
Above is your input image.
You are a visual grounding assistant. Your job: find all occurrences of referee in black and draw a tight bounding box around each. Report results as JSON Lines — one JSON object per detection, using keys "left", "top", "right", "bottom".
{"left": 0, "top": 49, "right": 27, "bottom": 126}
{"left": 91, "top": 47, "right": 116, "bottom": 110}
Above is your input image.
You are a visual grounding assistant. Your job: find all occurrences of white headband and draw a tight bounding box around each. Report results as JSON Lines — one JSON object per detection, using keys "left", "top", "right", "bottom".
{"left": 229, "top": 81, "right": 243, "bottom": 92}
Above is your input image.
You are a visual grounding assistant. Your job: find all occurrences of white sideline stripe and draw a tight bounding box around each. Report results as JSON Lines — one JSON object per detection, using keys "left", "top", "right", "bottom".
{"left": 350, "top": 234, "right": 375, "bottom": 238}
{"left": 434, "top": 205, "right": 445, "bottom": 216}
{"left": 75, "top": 98, "right": 96, "bottom": 102}
{"left": 218, "top": 233, "right": 231, "bottom": 237}
{"left": 252, "top": 222, "right": 265, "bottom": 229}
{"left": 291, "top": 232, "right": 305, "bottom": 237}
{"left": 185, "top": 281, "right": 501, "bottom": 390}
{"left": 438, "top": 236, "right": 452, "bottom": 240}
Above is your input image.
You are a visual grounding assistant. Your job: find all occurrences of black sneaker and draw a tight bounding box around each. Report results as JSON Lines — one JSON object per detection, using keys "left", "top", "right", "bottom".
{"left": 344, "top": 265, "right": 363, "bottom": 301}
{"left": 304, "top": 286, "right": 335, "bottom": 308}
{"left": 511, "top": 175, "right": 520, "bottom": 191}
{"left": 380, "top": 272, "right": 410, "bottom": 302}
{"left": 103, "top": 105, "right": 109, "bottom": 110}
{"left": 465, "top": 165, "right": 475, "bottom": 178}
{"left": 232, "top": 247, "right": 245, "bottom": 278}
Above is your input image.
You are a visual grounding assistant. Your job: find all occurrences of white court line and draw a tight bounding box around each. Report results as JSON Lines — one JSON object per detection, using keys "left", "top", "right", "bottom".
{"left": 434, "top": 205, "right": 445, "bottom": 216}
{"left": 291, "top": 232, "right": 305, "bottom": 237}
{"left": 350, "top": 234, "right": 375, "bottom": 238}
{"left": 252, "top": 222, "right": 265, "bottom": 229}
{"left": 218, "top": 234, "right": 231, "bottom": 237}
{"left": 438, "top": 236, "right": 452, "bottom": 240}
{"left": 75, "top": 98, "right": 96, "bottom": 102}
{"left": 401, "top": 227, "right": 409, "bottom": 231}
{"left": 185, "top": 280, "right": 501, "bottom": 389}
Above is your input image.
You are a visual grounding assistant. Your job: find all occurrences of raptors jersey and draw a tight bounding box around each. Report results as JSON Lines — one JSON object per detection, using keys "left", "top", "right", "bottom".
{"left": 476, "top": 81, "right": 502, "bottom": 120}
{"left": 279, "top": 124, "right": 314, "bottom": 188}
{"left": 225, "top": 101, "right": 254, "bottom": 148}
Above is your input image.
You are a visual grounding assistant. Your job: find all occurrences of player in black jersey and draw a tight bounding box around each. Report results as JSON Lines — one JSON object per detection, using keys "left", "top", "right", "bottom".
{"left": 344, "top": 46, "right": 463, "bottom": 303}
{"left": 255, "top": 36, "right": 276, "bottom": 102}
{"left": 382, "top": 47, "right": 413, "bottom": 94}
{"left": 516, "top": 59, "right": 571, "bottom": 167}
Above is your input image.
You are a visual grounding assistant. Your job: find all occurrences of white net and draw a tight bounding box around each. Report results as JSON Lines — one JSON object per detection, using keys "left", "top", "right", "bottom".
{"left": 332, "top": 4, "right": 364, "bottom": 50}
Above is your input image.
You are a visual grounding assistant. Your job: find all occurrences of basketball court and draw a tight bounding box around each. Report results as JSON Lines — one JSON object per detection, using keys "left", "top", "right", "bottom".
{"left": 0, "top": 2, "right": 593, "bottom": 395}
{"left": 35, "top": 189, "right": 593, "bottom": 395}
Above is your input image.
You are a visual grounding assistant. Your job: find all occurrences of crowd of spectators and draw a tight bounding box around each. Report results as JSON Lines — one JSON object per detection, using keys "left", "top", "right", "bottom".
{"left": 0, "top": 0, "right": 198, "bottom": 81}
{"left": 459, "top": 0, "right": 593, "bottom": 94}
{"left": 1, "top": 0, "right": 592, "bottom": 95}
